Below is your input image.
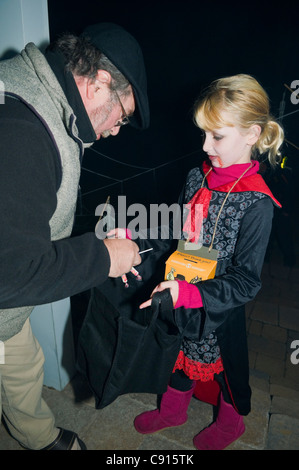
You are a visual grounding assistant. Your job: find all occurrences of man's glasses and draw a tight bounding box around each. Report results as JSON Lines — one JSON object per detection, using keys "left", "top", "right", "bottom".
{"left": 114, "top": 90, "right": 130, "bottom": 127}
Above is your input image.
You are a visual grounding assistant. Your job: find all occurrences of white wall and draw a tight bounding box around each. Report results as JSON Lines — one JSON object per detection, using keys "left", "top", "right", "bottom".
{"left": 0, "top": 0, "right": 49, "bottom": 58}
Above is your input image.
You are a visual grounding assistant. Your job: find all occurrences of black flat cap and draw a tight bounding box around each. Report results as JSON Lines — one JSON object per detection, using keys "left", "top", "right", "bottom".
{"left": 81, "top": 22, "right": 149, "bottom": 130}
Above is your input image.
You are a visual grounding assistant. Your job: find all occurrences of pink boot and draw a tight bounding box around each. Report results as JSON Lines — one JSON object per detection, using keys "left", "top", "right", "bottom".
{"left": 134, "top": 383, "right": 195, "bottom": 434}
{"left": 193, "top": 393, "right": 245, "bottom": 450}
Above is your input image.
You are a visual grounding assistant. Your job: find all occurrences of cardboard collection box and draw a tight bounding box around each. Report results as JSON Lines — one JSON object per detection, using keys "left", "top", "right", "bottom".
{"left": 165, "top": 241, "right": 217, "bottom": 284}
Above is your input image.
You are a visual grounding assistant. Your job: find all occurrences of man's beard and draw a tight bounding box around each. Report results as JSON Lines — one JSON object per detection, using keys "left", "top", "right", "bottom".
{"left": 101, "top": 129, "right": 112, "bottom": 138}
{"left": 91, "top": 96, "right": 115, "bottom": 138}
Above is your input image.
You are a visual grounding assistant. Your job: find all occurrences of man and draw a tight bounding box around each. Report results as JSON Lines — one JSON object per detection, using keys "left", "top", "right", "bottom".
{"left": 0, "top": 23, "right": 149, "bottom": 450}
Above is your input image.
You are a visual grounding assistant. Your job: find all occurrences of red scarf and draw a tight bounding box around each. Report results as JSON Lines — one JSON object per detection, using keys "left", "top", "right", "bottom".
{"left": 183, "top": 161, "right": 263, "bottom": 244}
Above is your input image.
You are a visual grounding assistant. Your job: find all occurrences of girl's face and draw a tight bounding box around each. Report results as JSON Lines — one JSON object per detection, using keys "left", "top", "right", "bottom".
{"left": 202, "top": 125, "right": 253, "bottom": 168}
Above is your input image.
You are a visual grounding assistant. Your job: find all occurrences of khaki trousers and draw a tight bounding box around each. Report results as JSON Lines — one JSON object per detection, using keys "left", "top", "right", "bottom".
{"left": 0, "top": 319, "right": 59, "bottom": 449}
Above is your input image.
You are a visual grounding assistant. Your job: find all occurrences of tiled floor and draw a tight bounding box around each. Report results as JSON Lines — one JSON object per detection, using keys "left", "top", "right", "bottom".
{"left": 1, "top": 240, "right": 299, "bottom": 451}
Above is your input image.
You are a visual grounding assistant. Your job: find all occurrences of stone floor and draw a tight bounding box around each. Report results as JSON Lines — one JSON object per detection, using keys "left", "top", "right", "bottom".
{"left": 1, "top": 242, "right": 299, "bottom": 451}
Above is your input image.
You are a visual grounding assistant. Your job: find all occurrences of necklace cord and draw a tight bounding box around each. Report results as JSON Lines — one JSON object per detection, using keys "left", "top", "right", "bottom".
{"left": 200, "top": 163, "right": 253, "bottom": 252}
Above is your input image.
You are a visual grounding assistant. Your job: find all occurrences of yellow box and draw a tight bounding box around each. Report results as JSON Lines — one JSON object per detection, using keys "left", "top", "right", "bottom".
{"left": 165, "top": 241, "right": 217, "bottom": 283}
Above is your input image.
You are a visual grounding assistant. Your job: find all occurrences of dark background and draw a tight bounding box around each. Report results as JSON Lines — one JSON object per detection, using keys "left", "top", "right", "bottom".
{"left": 47, "top": 0, "right": 298, "bottom": 230}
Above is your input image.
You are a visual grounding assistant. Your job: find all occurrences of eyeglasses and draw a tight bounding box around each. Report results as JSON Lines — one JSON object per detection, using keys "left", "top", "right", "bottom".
{"left": 114, "top": 90, "right": 130, "bottom": 127}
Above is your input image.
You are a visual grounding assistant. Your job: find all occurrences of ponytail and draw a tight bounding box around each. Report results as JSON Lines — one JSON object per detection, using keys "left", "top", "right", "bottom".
{"left": 256, "top": 119, "right": 284, "bottom": 167}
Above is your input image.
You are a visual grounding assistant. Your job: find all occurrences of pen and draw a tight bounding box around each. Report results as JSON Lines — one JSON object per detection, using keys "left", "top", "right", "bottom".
{"left": 138, "top": 248, "right": 154, "bottom": 255}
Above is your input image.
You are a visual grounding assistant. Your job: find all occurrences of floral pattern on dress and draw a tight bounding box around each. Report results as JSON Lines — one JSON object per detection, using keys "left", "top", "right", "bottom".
{"left": 175, "top": 167, "right": 267, "bottom": 372}
{"left": 184, "top": 168, "right": 267, "bottom": 261}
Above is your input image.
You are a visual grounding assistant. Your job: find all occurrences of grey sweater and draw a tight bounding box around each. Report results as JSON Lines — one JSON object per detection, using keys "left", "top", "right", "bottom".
{"left": 0, "top": 43, "right": 110, "bottom": 340}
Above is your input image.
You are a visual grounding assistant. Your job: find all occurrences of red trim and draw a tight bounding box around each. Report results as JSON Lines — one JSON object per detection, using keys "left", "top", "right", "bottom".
{"left": 212, "top": 174, "right": 281, "bottom": 207}
{"left": 173, "top": 350, "right": 224, "bottom": 381}
{"left": 223, "top": 370, "right": 240, "bottom": 414}
{"left": 202, "top": 160, "right": 281, "bottom": 208}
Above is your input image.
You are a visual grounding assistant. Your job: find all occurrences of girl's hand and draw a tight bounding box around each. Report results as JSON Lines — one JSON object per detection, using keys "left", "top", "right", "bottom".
{"left": 106, "top": 228, "right": 127, "bottom": 239}
{"left": 139, "top": 281, "right": 179, "bottom": 309}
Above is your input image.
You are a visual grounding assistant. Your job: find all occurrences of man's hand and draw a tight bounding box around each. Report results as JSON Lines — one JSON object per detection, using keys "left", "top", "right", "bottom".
{"left": 104, "top": 238, "right": 141, "bottom": 277}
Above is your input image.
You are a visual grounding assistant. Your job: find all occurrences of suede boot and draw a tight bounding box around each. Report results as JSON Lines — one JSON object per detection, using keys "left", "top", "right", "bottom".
{"left": 193, "top": 392, "right": 245, "bottom": 450}
{"left": 134, "top": 383, "right": 195, "bottom": 434}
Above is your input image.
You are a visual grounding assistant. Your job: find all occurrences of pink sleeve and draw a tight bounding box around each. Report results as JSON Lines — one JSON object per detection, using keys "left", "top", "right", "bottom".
{"left": 174, "top": 280, "right": 203, "bottom": 309}
{"left": 125, "top": 229, "right": 132, "bottom": 239}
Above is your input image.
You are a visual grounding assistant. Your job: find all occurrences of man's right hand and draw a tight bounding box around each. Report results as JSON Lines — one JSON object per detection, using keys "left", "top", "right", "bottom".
{"left": 103, "top": 238, "right": 141, "bottom": 277}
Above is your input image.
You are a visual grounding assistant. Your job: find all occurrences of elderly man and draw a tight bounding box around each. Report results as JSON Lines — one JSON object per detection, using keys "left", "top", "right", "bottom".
{"left": 0, "top": 23, "right": 149, "bottom": 450}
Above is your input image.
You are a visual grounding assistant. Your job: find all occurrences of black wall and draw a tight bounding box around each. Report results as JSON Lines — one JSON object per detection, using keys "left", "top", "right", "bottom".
{"left": 47, "top": 0, "right": 298, "bottom": 229}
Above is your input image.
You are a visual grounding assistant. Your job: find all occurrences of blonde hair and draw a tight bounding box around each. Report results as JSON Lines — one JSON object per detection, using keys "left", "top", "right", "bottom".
{"left": 193, "top": 74, "right": 284, "bottom": 166}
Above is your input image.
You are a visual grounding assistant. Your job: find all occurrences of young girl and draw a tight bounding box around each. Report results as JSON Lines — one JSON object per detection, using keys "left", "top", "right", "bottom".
{"left": 134, "top": 74, "right": 284, "bottom": 450}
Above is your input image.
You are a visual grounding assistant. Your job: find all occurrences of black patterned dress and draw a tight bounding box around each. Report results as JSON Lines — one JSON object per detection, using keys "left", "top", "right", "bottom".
{"left": 172, "top": 161, "right": 280, "bottom": 396}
